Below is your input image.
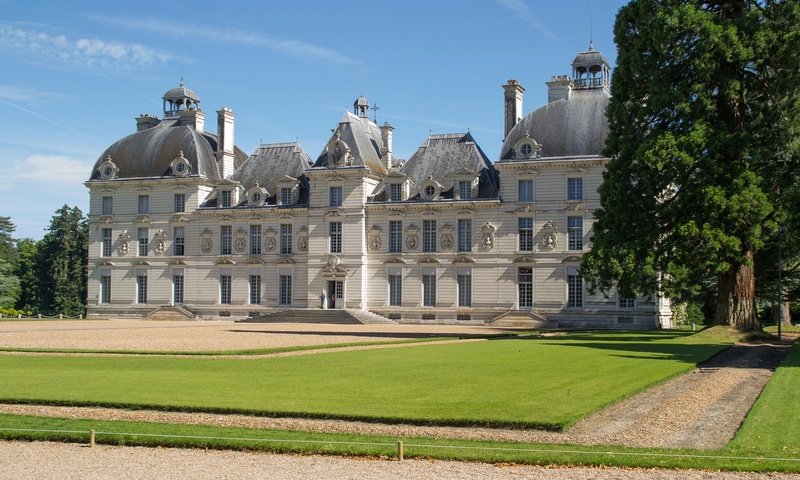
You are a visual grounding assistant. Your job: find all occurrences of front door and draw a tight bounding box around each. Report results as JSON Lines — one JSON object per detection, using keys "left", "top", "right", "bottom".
{"left": 327, "top": 280, "right": 343, "bottom": 309}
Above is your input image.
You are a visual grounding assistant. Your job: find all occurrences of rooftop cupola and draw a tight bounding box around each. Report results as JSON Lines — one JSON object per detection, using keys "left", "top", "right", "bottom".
{"left": 353, "top": 96, "right": 369, "bottom": 118}
{"left": 163, "top": 80, "right": 201, "bottom": 119}
{"left": 571, "top": 45, "right": 610, "bottom": 91}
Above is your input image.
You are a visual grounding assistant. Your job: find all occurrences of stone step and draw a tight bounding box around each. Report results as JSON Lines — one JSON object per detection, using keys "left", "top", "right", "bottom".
{"left": 239, "top": 309, "right": 362, "bottom": 325}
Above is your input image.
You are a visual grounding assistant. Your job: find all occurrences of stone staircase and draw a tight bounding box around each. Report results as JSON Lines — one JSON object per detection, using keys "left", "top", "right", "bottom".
{"left": 488, "top": 310, "right": 557, "bottom": 329}
{"left": 146, "top": 305, "right": 196, "bottom": 320}
{"left": 238, "top": 308, "right": 378, "bottom": 325}
{"left": 345, "top": 309, "right": 395, "bottom": 324}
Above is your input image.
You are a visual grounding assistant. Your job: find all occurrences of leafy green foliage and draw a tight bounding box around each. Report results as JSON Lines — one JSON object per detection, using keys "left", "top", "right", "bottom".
{"left": 0, "top": 217, "right": 19, "bottom": 309}
{"left": 35, "top": 206, "right": 88, "bottom": 317}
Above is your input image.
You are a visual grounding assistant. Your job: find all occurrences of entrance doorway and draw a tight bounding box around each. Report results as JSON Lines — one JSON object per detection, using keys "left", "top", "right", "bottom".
{"left": 327, "top": 280, "right": 343, "bottom": 309}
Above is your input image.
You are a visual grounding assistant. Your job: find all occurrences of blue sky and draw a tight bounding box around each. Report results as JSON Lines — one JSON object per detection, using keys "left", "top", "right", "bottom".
{"left": 0, "top": 0, "right": 628, "bottom": 240}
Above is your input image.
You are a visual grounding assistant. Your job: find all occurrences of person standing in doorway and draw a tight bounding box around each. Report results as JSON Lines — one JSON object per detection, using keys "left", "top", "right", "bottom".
{"left": 331, "top": 293, "right": 336, "bottom": 309}
{"left": 319, "top": 291, "right": 326, "bottom": 309}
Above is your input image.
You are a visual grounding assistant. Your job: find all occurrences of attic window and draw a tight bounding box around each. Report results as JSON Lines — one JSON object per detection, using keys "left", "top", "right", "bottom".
{"left": 458, "top": 181, "right": 472, "bottom": 200}
{"left": 520, "top": 144, "right": 533, "bottom": 157}
{"left": 280, "top": 188, "right": 292, "bottom": 206}
{"left": 221, "top": 190, "right": 232, "bottom": 208}
{"left": 424, "top": 185, "right": 436, "bottom": 198}
{"left": 389, "top": 183, "right": 403, "bottom": 202}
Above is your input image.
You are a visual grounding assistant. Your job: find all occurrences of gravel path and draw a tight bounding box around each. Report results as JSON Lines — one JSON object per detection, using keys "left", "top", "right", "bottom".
{"left": 2, "top": 440, "right": 799, "bottom": 480}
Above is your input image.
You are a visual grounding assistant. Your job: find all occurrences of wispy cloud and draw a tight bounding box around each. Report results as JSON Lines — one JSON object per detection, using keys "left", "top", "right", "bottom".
{"left": 3, "top": 154, "right": 94, "bottom": 188}
{"left": 495, "top": 0, "right": 559, "bottom": 41}
{"left": 0, "top": 85, "right": 70, "bottom": 105}
{"left": 0, "top": 23, "right": 174, "bottom": 72}
{"left": 0, "top": 97, "right": 94, "bottom": 141}
{"left": 85, "top": 13, "right": 355, "bottom": 65}
{"left": 381, "top": 113, "right": 501, "bottom": 136}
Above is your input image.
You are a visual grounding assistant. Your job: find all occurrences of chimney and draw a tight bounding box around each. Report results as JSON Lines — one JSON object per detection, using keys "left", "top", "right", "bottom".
{"left": 136, "top": 114, "right": 160, "bottom": 131}
{"left": 546, "top": 75, "right": 572, "bottom": 103}
{"left": 380, "top": 122, "right": 394, "bottom": 168}
{"left": 180, "top": 109, "right": 205, "bottom": 132}
{"left": 216, "top": 107, "right": 235, "bottom": 178}
{"left": 502, "top": 80, "right": 525, "bottom": 140}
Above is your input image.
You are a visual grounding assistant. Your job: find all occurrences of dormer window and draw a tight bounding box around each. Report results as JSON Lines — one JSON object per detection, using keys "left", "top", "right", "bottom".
{"left": 513, "top": 135, "right": 541, "bottom": 160}
{"left": 220, "top": 190, "right": 232, "bottom": 208}
{"left": 281, "top": 188, "right": 292, "bottom": 206}
{"left": 419, "top": 176, "right": 443, "bottom": 201}
{"left": 458, "top": 181, "right": 472, "bottom": 200}
{"left": 246, "top": 184, "right": 267, "bottom": 207}
{"left": 389, "top": 183, "right": 403, "bottom": 202}
{"left": 276, "top": 176, "right": 299, "bottom": 206}
{"left": 97, "top": 156, "right": 119, "bottom": 180}
{"left": 424, "top": 185, "right": 436, "bottom": 198}
{"left": 170, "top": 151, "right": 191, "bottom": 177}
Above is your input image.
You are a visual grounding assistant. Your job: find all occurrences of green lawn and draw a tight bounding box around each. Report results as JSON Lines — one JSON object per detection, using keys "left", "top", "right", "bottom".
{"left": 0, "top": 329, "right": 732, "bottom": 429}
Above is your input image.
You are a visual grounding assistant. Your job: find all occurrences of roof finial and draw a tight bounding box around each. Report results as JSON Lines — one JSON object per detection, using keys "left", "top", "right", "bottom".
{"left": 589, "top": 0, "right": 594, "bottom": 51}
{"left": 372, "top": 103, "right": 380, "bottom": 123}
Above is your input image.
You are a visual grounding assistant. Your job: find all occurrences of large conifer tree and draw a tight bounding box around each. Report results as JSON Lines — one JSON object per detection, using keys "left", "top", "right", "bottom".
{"left": 582, "top": 0, "right": 800, "bottom": 331}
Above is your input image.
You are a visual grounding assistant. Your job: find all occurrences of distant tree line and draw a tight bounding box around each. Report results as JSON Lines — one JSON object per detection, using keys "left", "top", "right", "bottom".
{"left": 0, "top": 206, "right": 87, "bottom": 317}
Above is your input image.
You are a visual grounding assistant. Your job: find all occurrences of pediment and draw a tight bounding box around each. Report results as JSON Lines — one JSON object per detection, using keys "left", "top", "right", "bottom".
{"left": 384, "top": 256, "right": 407, "bottom": 264}
{"left": 277, "top": 256, "right": 296, "bottom": 264}
{"left": 135, "top": 260, "right": 151, "bottom": 266}
{"left": 417, "top": 256, "right": 440, "bottom": 264}
{"left": 247, "top": 256, "right": 265, "bottom": 264}
{"left": 452, "top": 255, "right": 475, "bottom": 264}
{"left": 97, "top": 260, "right": 115, "bottom": 266}
{"left": 216, "top": 257, "right": 236, "bottom": 265}
{"left": 562, "top": 255, "right": 582, "bottom": 263}
{"left": 513, "top": 256, "right": 535, "bottom": 263}
{"left": 169, "top": 259, "right": 188, "bottom": 266}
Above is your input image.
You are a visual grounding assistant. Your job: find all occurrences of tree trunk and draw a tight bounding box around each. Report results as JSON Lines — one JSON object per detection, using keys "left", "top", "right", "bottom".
{"left": 774, "top": 296, "right": 791, "bottom": 326}
{"left": 713, "top": 250, "right": 760, "bottom": 331}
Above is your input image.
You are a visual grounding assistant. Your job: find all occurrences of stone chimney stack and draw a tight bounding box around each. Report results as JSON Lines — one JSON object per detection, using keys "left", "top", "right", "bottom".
{"left": 380, "top": 122, "right": 394, "bottom": 168}
{"left": 180, "top": 109, "right": 205, "bottom": 132}
{"left": 216, "top": 107, "right": 235, "bottom": 178}
{"left": 546, "top": 75, "right": 572, "bottom": 103}
{"left": 136, "top": 114, "right": 160, "bottom": 131}
{"left": 502, "top": 80, "right": 525, "bottom": 140}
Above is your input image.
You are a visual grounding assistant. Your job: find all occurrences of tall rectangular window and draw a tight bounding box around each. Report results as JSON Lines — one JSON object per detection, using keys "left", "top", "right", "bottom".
{"left": 137, "top": 195, "right": 149, "bottom": 214}
{"left": 518, "top": 217, "right": 534, "bottom": 252}
{"left": 567, "top": 177, "right": 583, "bottom": 201}
{"left": 219, "top": 274, "right": 232, "bottom": 304}
{"left": 101, "top": 228, "right": 112, "bottom": 257}
{"left": 100, "top": 271, "right": 111, "bottom": 304}
{"left": 137, "top": 228, "right": 149, "bottom": 256}
{"left": 220, "top": 190, "right": 232, "bottom": 208}
{"left": 173, "top": 227, "right": 185, "bottom": 256}
{"left": 567, "top": 216, "right": 583, "bottom": 250}
{"left": 518, "top": 266, "right": 533, "bottom": 308}
{"left": 136, "top": 271, "right": 147, "bottom": 304}
{"left": 281, "top": 188, "right": 292, "bottom": 206}
{"left": 329, "top": 222, "right": 342, "bottom": 253}
{"left": 389, "top": 183, "right": 403, "bottom": 202}
{"left": 174, "top": 193, "right": 186, "bottom": 213}
{"left": 249, "top": 275, "right": 261, "bottom": 305}
{"left": 458, "top": 181, "right": 472, "bottom": 200}
{"left": 567, "top": 266, "right": 583, "bottom": 308}
{"left": 173, "top": 271, "right": 184, "bottom": 304}
{"left": 280, "top": 224, "right": 293, "bottom": 254}
{"left": 102, "top": 196, "right": 113, "bottom": 215}
{"left": 388, "top": 269, "right": 402, "bottom": 306}
{"left": 458, "top": 219, "right": 472, "bottom": 252}
{"left": 279, "top": 273, "right": 292, "bottom": 305}
{"left": 329, "top": 186, "right": 343, "bottom": 207}
{"left": 518, "top": 179, "right": 533, "bottom": 202}
{"left": 250, "top": 225, "right": 262, "bottom": 255}
{"left": 422, "top": 219, "right": 437, "bottom": 253}
{"left": 457, "top": 267, "right": 472, "bottom": 307}
{"left": 220, "top": 225, "right": 232, "bottom": 255}
{"left": 422, "top": 268, "right": 436, "bottom": 307}
{"left": 389, "top": 221, "right": 402, "bottom": 253}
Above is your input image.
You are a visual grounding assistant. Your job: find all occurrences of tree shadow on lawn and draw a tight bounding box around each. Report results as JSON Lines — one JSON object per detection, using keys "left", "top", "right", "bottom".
{"left": 227, "top": 329, "right": 508, "bottom": 340}
{"left": 531, "top": 339, "right": 731, "bottom": 365}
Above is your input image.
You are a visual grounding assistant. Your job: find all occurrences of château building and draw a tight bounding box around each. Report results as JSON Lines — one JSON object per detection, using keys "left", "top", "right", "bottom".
{"left": 85, "top": 47, "right": 671, "bottom": 328}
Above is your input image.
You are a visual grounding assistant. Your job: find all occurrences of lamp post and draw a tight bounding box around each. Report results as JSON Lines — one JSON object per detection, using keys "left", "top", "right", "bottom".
{"left": 777, "top": 226, "right": 784, "bottom": 341}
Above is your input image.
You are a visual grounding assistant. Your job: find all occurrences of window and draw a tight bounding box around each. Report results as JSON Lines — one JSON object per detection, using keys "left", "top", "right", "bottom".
{"left": 518, "top": 218, "right": 534, "bottom": 252}
{"left": 220, "top": 274, "right": 232, "bottom": 304}
{"left": 620, "top": 296, "right": 635, "bottom": 309}
{"left": 102, "top": 196, "right": 113, "bottom": 215}
{"left": 249, "top": 275, "right": 261, "bottom": 305}
{"left": 458, "top": 219, "right": 472, "bottom": 252}
{"left": 101, "top": 228, "right": 112, "bottom": 257}
{"left": 389, "top": 183, "right": 403, "bottom": 202}
{"left": 250, "top": 225, "right": 262, "bottom": 255}
{"left": 220, "top": 190, "right": 232, "bottom": 208}
{"left": 280, "top": 224, "right": 293, "bottom": 254}
{"left": 388, "top": 269, "right": 402, "bottom": 306}
{"left": 279, "top": 273, "right": 292, "bottom": 305}
{"left": 567, "top": 266, "right": 582, "bottom": 308}
{"left": 137, "top": 228, "right": 148, "bottom": 256}
{"left": 280, "top": 187, "right": 292, "bottom": 206}
{"left": 174, "top": 193, "right": 186, "bottom": 213}
{"left": 389, "top": 221, "right": 402, "bottom": 253}
{"left": 329, "top": 186, "right": 343, "bottom": 207}
{"left": 173, "top": 227, "right": 185, "bottom": 256}
{"left": 422, "top": 220, "right": 437, "bottom": 253}
{"left": 422, "top": 268, "right": 436, "bottom": 307}
{"left": 173, "top": 271, "right": 184, "bottom": 304}
{"left": 136, "top": 272, "right": 147, "bottom": 304}
{"left": 100, "top": 271, "right": 111, "bottom": 304}
{"left": 567, "top": 177, "right": 583, "bottom": 201}
{"left": 567, "top": 216, "right": 583, "bottom": 250}
{"left": 423, "top": 185, "right": 436, "bottom": 198}
{"left": 457, "top": 267, "right": 472, "bottom": 307}
{"left": 137, "top": 195, "right": 149, "bottom": 214}
{"left": 518, "top": 266, "right": 533, "bottom": 308}
{"left": 220, "top": 225, "right": 232, "bottom": 255}
{"left": 329, "top": 222, "right": 342, "bottom": 253}
{"left": 458, "top": 181, "right": 472, "bottom": 200}
{"left": 518, "top": 179, "right": 533, "bottom": 202}
{"left": 520, "top": 143, "right": 533, "bottom": 157}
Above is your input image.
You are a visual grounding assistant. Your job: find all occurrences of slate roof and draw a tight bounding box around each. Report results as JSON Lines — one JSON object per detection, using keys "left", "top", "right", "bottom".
{"left": 312, "top": 111, "right": 387, "bottom": 175}
{"left": 230, "top": 142, "right": 312, "bottom": 194}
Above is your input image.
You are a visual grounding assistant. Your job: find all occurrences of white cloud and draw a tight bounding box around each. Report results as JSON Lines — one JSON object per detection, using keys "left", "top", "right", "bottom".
{"left": 85, "top": 13, "right": 355, "bottom": 65}
{"left": 6, "top": 154, "right": 94, "bottom": 187}
{"left": 0, "top": 23, "right": 174, "bottom": 71}
{"left": 495, "top": 0, "right": 559, "bottom": 41}
{"left": 0, "top": 85, "right": 69, "bottom": 104}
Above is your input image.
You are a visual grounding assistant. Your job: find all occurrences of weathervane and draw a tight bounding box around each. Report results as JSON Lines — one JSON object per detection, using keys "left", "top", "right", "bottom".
{"left": 372, "top": 103, "right": 380, "bottom": 123}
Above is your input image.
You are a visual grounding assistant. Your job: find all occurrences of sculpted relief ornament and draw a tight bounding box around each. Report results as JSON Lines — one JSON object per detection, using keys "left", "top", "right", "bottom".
{"left": 234, "top": 228, "right": 247, "bottom": 253}
{"left": 480, "top": 222, "right": 496, "bottom": 250}
{"left": 440, "top": 224, "right": 454, "bottom": 250}
{"left": 297, "top": 226, "right": 309, "bottom": 252}
{"left": 154, "top": 229, "right": 167, "bottom": 255}
{"left": 118, "top": 230, "right": 131, "bottom": 254}
{"left": 368, "top": 225, "right": 382, "bottom": 251}
{"left": 326, "top": 131, "right": 353, "bottom": 167}
{"left": 201, "top": 228, "right": 213, "bottom": 253}
{"left": 264, "top": 227, "right": 277, "bottom": 252}
{"left": 541, "top": 220, "right": 558, "bottom": 249}
{"left": 405, "top": 224, "right": 419, "bottom": 250}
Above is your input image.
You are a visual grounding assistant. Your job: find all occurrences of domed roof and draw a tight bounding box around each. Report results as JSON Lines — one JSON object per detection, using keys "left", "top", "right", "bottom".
{"left": 571, "top": 47, "right": 609, "bottom": 69}
{"left": 162, "top": 81, "right": 200, "bottom": 104}
{"left": 500, "top": 88, "right": 610, "bottom": 160}
{"left": 89, "top": 120, "right": 223, "bottom": 180}
{"left": 354, "top": 96, "right": 369, "bottom": 107}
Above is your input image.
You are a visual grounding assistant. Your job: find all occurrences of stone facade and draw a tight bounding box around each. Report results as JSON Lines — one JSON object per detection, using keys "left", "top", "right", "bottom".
{"left": 85, "top": 48, "right": 670, "bottom": 328}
